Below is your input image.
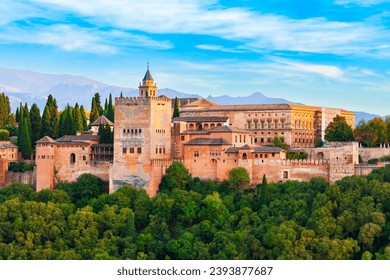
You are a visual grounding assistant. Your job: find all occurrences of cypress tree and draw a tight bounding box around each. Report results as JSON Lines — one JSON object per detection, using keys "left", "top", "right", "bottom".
{"left": 23, "top": 103, "right": 32, "bottom": 140}
{"left": 90, "top": 98, "right": 99, "bottom": 125}
{"left": 120, "top": 92, "right": 123, "bottom": 97}
{"left": 173, "top": 97, "right": 180, "bottom": 118}
{"left": 0, "top": 92, "right": 11, "bottom": 126}
{"left": 107, "top": 93, "right": 114, "bottom": 122}
{"left": 104, "top": 98, "right": 108, "bottom": 116}
{"left": 64, "top": 105, "right": 73, "bottom": 135}
{"left": 30, "top": 103, "right": 42, "bottom": 146}
{"left": 15, "top": 107, "right": 20, "bottom": 123}
{"left": 50, "top": 97, "right": 59, "bottom": 138}
{"left": 41, "top": 94, "right": 59, "bottom": 138}
{"left": 17, "top": 106, "right": 31, "bottom": 159}
{"left": 17, "top": 103, "right": 24, "bottom": 147}
{"left": 41, "top": 104, "right": 51, "bottom": 137}
{"left": 73, "top": 103, "right": 83, "bottom": 134}
{"left": 79, "top": 105, "right": 88, "bottom": 131}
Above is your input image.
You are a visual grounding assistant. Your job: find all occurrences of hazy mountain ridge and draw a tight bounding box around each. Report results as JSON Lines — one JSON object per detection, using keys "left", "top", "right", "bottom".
{"left": 0, "top": 66, "right": 384, "bottom": 124}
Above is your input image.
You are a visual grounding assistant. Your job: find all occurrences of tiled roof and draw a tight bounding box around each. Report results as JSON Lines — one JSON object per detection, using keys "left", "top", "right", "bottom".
{"left": 56, "top": 141, "right": 90, "bottom": 146}
{"left": 209, "top": 126, "right": 248, "bottom": 133}
{"left": 253, "top": 146, "right": 285, "bottom": 153}
{"left": 225, "top": 147, "right": 239, "bottom": 153}
{"left": 91, "top": 144, "right": 114, "bottom": 148}
{"left": 0, "top": 142, "right": 18, "bottom": 149}
{"left": 36, "top": 136, "right": 56, "bottom": 144}
{"left": 143, "top": 69, "right": 153, "bottom": 81}
{"left": 90, "top": 115, "right": 114, "bottom": 126}
{"left": 185, "top": 138, "right": 231, "bottom": 146}
{"left": 173, "top": 116, "right": 228, "bottom": 122}
{"left": 240, "top": 144, "right": 251, "bottom": 149}
{"left": 181, "top": 103, "right": 291, "bottom": 112}
{"left": 56, "top": 134, "right": 100, "bottom": 142}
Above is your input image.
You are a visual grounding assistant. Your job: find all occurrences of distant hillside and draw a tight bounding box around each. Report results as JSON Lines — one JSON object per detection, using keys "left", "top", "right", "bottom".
{"left": 0, "top": 66, "right": 385, "bottom": 124}
{"left": 206, "top": 91, "right": 300, "bottom": 105}
{"left": 352, "top": 111, "right": 387, "bottom": 125}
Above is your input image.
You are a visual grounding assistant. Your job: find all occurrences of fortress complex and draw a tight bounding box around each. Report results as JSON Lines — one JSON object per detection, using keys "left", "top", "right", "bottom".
{"left": 35, "top": 67, "right": 360, "bottom": 197}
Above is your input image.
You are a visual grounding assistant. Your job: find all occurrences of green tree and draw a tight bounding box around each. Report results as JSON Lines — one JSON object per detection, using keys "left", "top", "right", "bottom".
{"left": 98, "top": 123, "right": 113, "bottom": 144}
{"left": 17, "top": 109, "right": 32, "bottom": 159}
{"left": 325, "top": 115, "right": 354, "bottom": 142}
{"left": 15, "top": 107, "right": 20, "bottom": 123}
{"left": 29, "top": 103, "right": 42, "bottom": 146}
{"left": 270, "top": 135, "right": 288, "bottom": 149}
{"left": 0, "top": 129, "right": 10, "bottom": 141}
{"left": 0, "top": 92, "right": 11, "bottom": 126}
{"left": 159, "top": 162, "right": 191, "bottom": 192}
{"left": 73, "top": 103, "right": 83, "bottom": 134}
{"left": 228, "top": 167, "right": 250, "bottom": 190}
{"left": 106, "top": 93, "right": 114, "bottom": 122}
{"left": 90, "top": 98, "right": 99, "bottom": 125}
{"left": 173, "top": 97, "right": 180, "bottom": 118}
{"left": 41, "top": 95, "right": 59, "bottom": 139}
{"left": 79, "top": 105, "right": 88, "bottom": 131}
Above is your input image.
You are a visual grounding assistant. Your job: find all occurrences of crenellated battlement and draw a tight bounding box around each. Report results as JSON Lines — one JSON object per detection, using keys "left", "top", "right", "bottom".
{"left": 115, "top": 96, "right": 171, "bottom": 106}
{"left": 253, "top": 158, "right": 329, "bottom": 166}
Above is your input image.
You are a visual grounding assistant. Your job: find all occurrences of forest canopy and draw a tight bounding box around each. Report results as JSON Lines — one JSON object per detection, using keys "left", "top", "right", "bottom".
{"left": 0, "top": 164, "right": 389, "bottom": 260}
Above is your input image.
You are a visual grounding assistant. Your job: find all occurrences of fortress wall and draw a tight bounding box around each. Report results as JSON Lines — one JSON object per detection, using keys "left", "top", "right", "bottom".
{"left": 359, "top": 147, "right": 390, "bottom": 162}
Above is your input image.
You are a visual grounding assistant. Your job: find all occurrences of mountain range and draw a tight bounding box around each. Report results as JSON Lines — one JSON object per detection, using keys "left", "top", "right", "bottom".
{"left": 0, "top": 66, "right": 385, "bottom": 124}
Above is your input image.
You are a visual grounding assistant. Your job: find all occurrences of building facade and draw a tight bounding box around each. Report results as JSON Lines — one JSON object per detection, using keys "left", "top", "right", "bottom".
{"left": 35, "top": 68, "right": 367, "bottom": 197}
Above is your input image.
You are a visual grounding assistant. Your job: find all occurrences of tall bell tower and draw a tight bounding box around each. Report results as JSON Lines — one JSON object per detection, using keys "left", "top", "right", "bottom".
{"left": 139, "top": 63, "right": 157, "bottom": 97}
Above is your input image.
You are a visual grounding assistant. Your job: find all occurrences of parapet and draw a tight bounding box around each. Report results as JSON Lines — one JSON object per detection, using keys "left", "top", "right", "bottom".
{"left": 115, "top": 96, "right": 171, "bottom": 106}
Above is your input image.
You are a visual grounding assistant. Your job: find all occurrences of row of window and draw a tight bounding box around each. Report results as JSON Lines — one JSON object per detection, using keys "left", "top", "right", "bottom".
{"left": 210, "top": 152, "right": 221, "bottom": 156}
{"left": 122, "top": 147, "right": 142, "bottom": 154}
{"left": 38, "top": 155, "right": 54, "bottom": 160}
{"left": 295, "top": 132, "right": 315, "bottom": 136}
{"left": 235, "top": 135, "right": 247, "bottom": 143}
{"left": 294, "top": 138, "right": 313, "bottom": 144}
{"left": 156, "top": 129, "right": 166, "bottom": 134}
{"left": 247, "top": 113, "right": 285, "bottom": 117}
{"left": 156, "top": 147, "right": 166, "bottom": 154}
{"left": 123, "top": 128, "right": 142, "bottom": 135}
{"left": 247, "top": 120, "right": 286, "bottom": 129}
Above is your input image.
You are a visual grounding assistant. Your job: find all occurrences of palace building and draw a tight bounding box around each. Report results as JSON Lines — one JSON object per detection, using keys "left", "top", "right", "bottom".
{"left": 35, "top": 67, "right": 360, "bottom": 196}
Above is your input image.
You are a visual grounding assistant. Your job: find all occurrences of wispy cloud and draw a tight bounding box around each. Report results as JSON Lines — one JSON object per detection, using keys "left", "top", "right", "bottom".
{"left": 335, "top": 0, "right": 390, "bottom": 7}
{"left": 196, "top": 44, "right": 244, "bottom": 53}
{"left": 0, "top": 22, "right": 172, "bottom": 54}
{"left": 22, "top": 0, "right": 390, "bottom": 56}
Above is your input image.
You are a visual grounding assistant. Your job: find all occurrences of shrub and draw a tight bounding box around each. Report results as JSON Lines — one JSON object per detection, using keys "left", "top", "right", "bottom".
{"left": 287, "top": 152, "right": 308, "bottom": 160}
{"left": 379, "top": 155, "right": 390, "bottom": 162}
{"left": 8, "top": 162, "right": 35, "bottom": 172}
{"left": 368, "top": 158, "right": 379, "bottom": 164}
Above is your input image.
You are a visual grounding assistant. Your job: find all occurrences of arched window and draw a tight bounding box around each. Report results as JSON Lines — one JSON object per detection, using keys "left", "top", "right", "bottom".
{"left": 283, "top": 171, "right": 289, "bottom": 179}
{"left": 242, "top": 153, "right": 247, "bottom": 160}
{"left": 70, "top": 153, "right": 76, "bottom": 164}
{"left": 317, "top": 152, "right": 324, "bottom": 161}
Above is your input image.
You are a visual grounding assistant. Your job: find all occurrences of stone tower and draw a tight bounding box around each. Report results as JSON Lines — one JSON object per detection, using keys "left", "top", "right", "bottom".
{"left": 35, "top": 136, "right": 56, "bottom": 191}
{"left": 138, "top": 63, "right": 158, "bottom": 98}
{"left": 110, "top": 66, "right": 172, "bottom": 196}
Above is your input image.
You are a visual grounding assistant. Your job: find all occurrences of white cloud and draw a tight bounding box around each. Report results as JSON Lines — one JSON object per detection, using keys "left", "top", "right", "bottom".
{"left": 0, "top": 23, "right": 172, "bottom": 54}
{"left": 335, "top": 0, "right": 390, "bottom": 7}
{"left": 195, "top": 44, "right": 244, "bottom": 53}
{"left": 22, "top": 0, "right": 390, "bottom": 56}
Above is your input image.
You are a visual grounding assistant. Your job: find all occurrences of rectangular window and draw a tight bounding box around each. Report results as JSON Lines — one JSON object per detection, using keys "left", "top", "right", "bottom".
{"left": 137, "top": 147, "right": 142, "bottom": 154}
{"left": 248, "top": 122, "right": 251, "bottom": 129}
{"left": 272, "top": 153, "right": 275, "bottom": 157}
{"left": 156, "top": 148, "right": 158, "bottom": 154}
{"left": 254, "top": 122, "right": 258, "bottom": 129}
{"left": 261, "top": 138, "right": 264, "bottom": 143}
{"left": 130, "top": 148, "right": 134, "bottom": 153}
{"left": 181, "top": 136, "right": 185, "bottom": 141}
{"left": 194, "top": 150, "right": 199, "bottom": 157}
{"left": 261, "top": 121, "right": 265, "bottom": 129}
{"left": 122, "top": 148, "right": 127, "bottom": 154}
{"left": 83, "top": 156, "right": 86, "bottom": 160}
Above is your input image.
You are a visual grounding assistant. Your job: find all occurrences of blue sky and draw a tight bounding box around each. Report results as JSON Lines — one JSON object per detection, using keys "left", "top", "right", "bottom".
{"left": 0, "top": 0, "right": 389, "bottom": 115}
